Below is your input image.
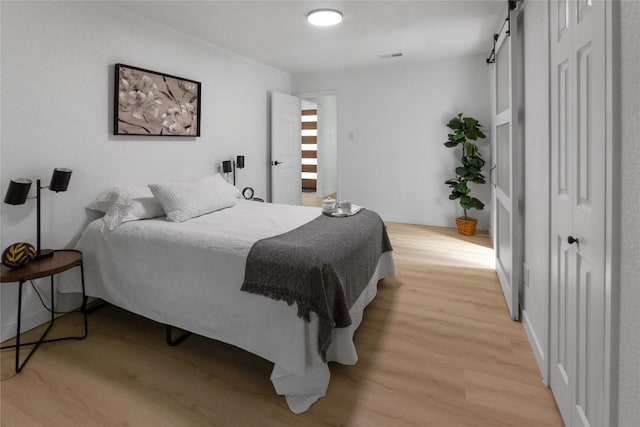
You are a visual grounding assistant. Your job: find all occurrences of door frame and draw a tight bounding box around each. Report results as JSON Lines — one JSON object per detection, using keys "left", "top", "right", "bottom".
{"left": 515, "top": 0, "right": 553, "bottom": 385}
{"left": 602, "top": 0, "right": 619, "bottom": 423}
{"left": 295, "top": 90, "right": 339, "bottom": 199}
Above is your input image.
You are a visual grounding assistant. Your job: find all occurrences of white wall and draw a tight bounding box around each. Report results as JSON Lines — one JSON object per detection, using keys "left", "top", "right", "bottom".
{"left": 292, "top": 55, "right": 492, "bottom": 229}
{"left": 0, "top": 1, "right": 289, "bottom": 339}
{"left": 520, "top": 0, "right": 550, "bottom": 383}
{"left": 618, "top": 1, "right": 640, "bottom": 425}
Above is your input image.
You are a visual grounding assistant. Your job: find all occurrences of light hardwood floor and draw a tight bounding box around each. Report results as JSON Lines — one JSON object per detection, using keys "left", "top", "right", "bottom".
{"left": 0, "top": 224, "right": 563, "bottom": 426}
{"left": 301, "top": 192, "right": 336, "bottom": 208}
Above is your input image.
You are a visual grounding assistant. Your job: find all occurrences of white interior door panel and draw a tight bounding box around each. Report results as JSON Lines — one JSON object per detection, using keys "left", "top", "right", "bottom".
{"left": 271, "top": 91, "right": 301, "bottom": 205}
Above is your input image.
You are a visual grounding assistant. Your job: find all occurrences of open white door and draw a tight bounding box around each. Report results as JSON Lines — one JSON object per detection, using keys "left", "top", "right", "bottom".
{"left": 271, "top": 91, "right": 301, "bottom": 205}
{"left": 491, "top": 12, "right": 523, "bottom": 321}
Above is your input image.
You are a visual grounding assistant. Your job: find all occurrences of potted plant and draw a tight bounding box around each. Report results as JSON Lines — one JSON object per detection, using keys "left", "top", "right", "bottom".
{"left": 443, "top": 113, "right": 487, "bottom": 236}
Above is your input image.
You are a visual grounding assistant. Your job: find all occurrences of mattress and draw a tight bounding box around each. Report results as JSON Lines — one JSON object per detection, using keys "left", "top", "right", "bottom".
{"left": 60, "top": 200, "right": 396, "bottom": 413}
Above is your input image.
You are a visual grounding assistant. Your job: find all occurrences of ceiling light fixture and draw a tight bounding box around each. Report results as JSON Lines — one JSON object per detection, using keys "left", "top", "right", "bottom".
{"left": 307, "top": 9, "right": 343, "bottom": 27}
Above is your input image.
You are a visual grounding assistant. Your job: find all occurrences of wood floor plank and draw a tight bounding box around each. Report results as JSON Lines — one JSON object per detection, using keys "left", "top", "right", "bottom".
{"left": 0, "top": 223, "right": 563, "bottom": 426}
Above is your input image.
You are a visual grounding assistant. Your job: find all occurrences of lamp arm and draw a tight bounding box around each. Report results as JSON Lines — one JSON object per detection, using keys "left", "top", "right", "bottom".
{"left": 23, "top": 185, "right": 50, "bottom": 200}
{"left": 232, "top": 161, "right": 237, "bottom": 186}
{"left": 36, "top": 179, "right": 42, "bottom": 254}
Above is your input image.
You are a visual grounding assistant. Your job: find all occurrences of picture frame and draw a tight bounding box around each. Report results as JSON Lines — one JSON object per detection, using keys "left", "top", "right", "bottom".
{"left": 114, "top": 63, "right": 201, "bottom": 137}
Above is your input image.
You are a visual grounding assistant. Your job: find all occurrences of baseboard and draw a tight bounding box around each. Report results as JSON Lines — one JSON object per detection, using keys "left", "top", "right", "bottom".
{"left": 522, "top": 308, "right": 548, "bottom": 385}
{"left": 1, "top": 293, "right": 83, "bottom": 342}
{"left": 379, "top": 214, "right": 489, "bottom": 231}
{"left": 380, "top": 214, "right": 456, "bottom": 228}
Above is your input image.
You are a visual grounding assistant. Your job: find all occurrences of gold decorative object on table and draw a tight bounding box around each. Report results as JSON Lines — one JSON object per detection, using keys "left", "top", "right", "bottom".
{"left": 1, "top": 242, "right": 36, "bottom": 269}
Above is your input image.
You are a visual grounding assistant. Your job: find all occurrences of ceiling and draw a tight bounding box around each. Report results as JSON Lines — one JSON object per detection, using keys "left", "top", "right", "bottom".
{"left": 112, "top": 1, "right": 505, "bottom": 74}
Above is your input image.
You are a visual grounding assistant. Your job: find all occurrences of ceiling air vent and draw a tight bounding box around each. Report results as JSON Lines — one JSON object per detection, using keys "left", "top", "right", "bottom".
{"left": 379, "top": 53, "right": 404, "bottom": 59}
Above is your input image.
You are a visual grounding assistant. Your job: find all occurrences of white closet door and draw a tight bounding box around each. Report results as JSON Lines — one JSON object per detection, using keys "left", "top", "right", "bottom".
{"left": 492, "top": 14, "right": 522, "bottom": 321}
{"left": 549, "top": 1, "right": 607, "bottom": 426}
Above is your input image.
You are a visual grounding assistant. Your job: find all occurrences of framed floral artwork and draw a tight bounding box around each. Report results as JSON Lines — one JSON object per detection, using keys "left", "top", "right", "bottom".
{"left": 114, "top": 64, "right": 201, "bottom": 136}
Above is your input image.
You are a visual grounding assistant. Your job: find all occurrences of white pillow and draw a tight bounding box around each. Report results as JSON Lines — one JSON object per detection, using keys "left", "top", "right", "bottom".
{"left": 86, "top": 186, "right": 165, "bottom": 230}
{"left": 148, "top": 174, "right": 237, "bottom": 222}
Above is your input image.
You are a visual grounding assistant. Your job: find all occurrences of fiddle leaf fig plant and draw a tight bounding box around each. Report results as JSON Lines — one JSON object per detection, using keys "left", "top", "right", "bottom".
{"left": 443, "top": 113, "right": 487, "bottom": 219}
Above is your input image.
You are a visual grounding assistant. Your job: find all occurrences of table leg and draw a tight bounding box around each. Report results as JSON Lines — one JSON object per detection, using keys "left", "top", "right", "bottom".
{"left": 15, "top": 280, "right": 23, "bottom": 373}
{"left": 8, "top": 280, "right": 54, "bottom": 373}
{"left": 1, "top": 267, "right": 87, "bottom": 373}
{"left": 80, "top": 261, "right": 88, "bottom": 338}
{"left": 50, "top": 274, "right": 55, "bottom": 323}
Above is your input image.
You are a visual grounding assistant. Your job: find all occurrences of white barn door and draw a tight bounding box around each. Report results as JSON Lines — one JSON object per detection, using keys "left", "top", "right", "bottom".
{"left": 492, "top": 12, "right": 523, "bottom": 321}
{"left": 549, "top": 0, "right": 608, "bottom": 425}
{"left": 271, "top": 91, "right": 301, "bottom": 205}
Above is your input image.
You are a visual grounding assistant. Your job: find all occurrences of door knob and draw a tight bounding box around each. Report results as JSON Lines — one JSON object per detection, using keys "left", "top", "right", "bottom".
{"left": 567, "top": 236, "right": 579, "bottom": 245}
{"left": 271, "top": 160, "right": 282, "bottom": 166}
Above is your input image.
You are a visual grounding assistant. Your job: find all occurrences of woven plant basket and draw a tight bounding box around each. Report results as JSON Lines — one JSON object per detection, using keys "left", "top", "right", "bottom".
{"left": 456, "top": 217, "right": 478, "bottom": 236}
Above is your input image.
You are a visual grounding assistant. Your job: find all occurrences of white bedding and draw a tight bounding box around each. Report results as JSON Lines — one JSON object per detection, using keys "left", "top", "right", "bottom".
{"left": 61, "top": 200, "right": 396, "bottom": 413}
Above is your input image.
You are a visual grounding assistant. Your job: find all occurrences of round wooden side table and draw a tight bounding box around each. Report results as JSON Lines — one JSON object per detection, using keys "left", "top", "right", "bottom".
{"left": 0, "top": 250, "right": 88, "bottom": 373}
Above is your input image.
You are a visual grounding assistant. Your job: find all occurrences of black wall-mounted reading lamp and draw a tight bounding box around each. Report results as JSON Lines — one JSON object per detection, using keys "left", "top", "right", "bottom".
{"left": 4, "top": 168, "right": 73, "bottom": 260}
{"left": 222, "top": 155, "right": 244, "bottom": 186}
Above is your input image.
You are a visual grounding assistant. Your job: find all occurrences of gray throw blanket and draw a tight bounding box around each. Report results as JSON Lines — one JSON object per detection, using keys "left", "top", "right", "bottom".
{"left": 241, "top": 210, "right": 392, "bottom": 362}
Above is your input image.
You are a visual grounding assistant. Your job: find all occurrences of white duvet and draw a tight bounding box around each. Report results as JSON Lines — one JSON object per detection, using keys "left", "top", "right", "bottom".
{"left": 61, "top": 200, "right": 396, "bottom": 413}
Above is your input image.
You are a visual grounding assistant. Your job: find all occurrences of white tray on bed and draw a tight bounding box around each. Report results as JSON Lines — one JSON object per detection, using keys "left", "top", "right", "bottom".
{"left": 325, "top": 204, "right": 364, "bottom": 217}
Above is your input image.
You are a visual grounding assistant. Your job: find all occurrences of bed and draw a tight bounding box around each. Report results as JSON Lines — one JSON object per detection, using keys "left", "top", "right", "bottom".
{"left": 60, "top": 179, "right": 395, "bottom": 413}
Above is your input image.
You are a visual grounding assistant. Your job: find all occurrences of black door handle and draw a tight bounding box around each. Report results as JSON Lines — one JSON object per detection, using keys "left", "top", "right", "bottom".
{"left": 568, "top": 236, "right": 579, "bottom": 245}
{"left": 271, "top": 160, "right": 282, "bottom": 166}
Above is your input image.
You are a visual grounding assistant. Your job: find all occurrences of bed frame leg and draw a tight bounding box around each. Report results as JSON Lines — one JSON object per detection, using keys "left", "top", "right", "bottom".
{"left": 165, "top": 325, "right": 192, "bottom": 346}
